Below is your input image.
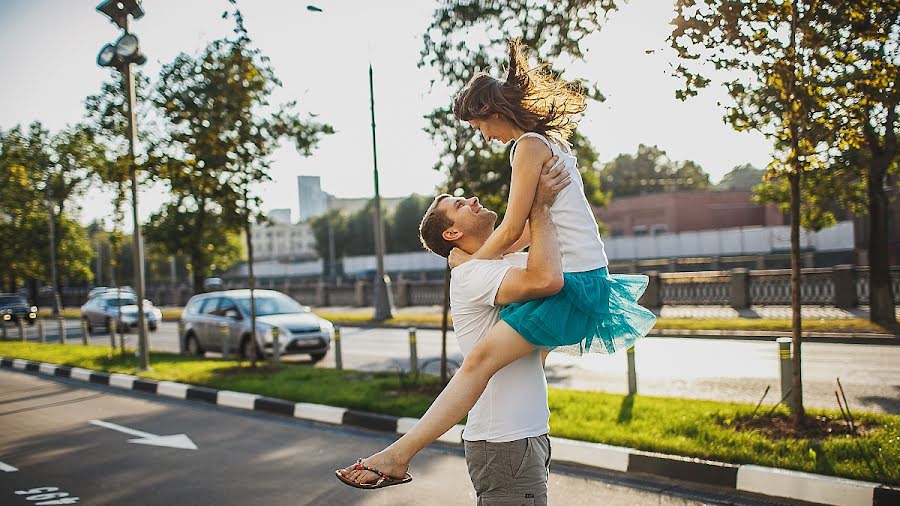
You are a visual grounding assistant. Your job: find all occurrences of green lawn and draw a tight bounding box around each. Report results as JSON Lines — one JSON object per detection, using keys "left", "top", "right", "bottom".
{"left": 1, "top": 341, "right": 897, "bottom": 485}
{"left": 36, "top": 308, "right": 896, "bottom": 334}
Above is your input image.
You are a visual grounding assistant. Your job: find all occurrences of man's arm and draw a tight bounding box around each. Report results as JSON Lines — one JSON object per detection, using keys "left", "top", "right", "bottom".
{"left": 495, "top": 160, "right": 569, "bottom": 305}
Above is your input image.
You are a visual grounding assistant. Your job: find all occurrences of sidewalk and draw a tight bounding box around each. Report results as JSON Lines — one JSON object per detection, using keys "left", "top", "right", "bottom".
{"left": 303, "top": 304, "right": 900, "bottom": 320}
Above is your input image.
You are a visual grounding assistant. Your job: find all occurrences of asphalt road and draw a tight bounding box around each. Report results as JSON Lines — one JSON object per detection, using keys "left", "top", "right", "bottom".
{"left": 10, "top": 320, "right": 900, "bottom": 414}
{"left": 0, "top": 369, "right": 805, "bottom": 506}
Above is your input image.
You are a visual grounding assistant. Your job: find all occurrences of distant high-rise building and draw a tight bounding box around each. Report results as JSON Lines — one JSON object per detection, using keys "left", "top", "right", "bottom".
{"left": 297, "top": 176, "right": 328, "bottom": 222}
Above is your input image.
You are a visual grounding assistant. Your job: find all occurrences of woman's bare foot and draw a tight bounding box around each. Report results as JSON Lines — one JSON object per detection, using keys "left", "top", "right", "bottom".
{"left": 338, "top": 448, "right": 409, "bottom": 485}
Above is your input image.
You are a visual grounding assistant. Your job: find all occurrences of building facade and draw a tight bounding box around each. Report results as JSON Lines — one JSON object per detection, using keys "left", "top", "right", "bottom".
{"left": 596, "top": 190, "right": 785, "bottom": 237}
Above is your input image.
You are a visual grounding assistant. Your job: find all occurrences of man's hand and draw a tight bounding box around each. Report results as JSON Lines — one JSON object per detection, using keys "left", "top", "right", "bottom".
{"left": 448, "top": 247, "right": 471, "bottom": 269}
{"left": 532, "top": 155, "right": 571, "bottom": 212}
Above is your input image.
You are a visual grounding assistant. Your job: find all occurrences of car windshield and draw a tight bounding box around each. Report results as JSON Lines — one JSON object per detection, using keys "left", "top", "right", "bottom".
{"left": 105, "top": 298, "right": 138, "bottom": 307}
{"left": 0, "top": 296, "right": 25, "bottom": 305}
{"left": 234, "top": 295, "right": 307, "bottom": 316}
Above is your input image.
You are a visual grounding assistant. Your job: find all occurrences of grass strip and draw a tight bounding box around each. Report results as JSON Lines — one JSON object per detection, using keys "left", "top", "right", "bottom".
{"left": 1, "top": 341, "right": 896, "bottom": 486}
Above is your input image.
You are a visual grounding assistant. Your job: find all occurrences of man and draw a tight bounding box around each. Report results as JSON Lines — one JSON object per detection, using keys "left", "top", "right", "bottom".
{"left": 417, "top": 155, "right": 568, "bottom": 505}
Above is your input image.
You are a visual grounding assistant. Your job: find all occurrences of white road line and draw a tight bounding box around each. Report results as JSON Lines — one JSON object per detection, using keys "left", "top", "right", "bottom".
{"left": 0, "top": 461, "right": 18, "bottom": 472}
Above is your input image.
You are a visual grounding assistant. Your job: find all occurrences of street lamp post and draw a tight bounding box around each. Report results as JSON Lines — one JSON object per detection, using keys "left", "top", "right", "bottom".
{"left": 308, "top": 5, "right": 392, "bottom": 320}
{"left": 368, "top": 63, "right": 393, "bottom": 321}
{"left": 96, "top": 0, "right": 150, "bottom": 370}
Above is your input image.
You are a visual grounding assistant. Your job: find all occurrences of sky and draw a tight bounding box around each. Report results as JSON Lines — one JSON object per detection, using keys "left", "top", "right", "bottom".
{"left": 0, "top": 0, "right": 775, "bottom": 230}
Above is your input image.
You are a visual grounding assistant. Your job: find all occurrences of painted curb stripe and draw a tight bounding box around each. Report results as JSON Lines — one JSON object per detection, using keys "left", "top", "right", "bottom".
{"left": 38, "top": 363, "right": 57, "bottom": 375}
{"left": 0, "top": 358, "right": 12, "bottom": 367}
{"left": 70, "top": 367, "right": 93, "bottom": 381}
{"left": 737, "top": 464, "right": 877, "bottom": 506}
{"left": 25, "top": 362, "right": 39, "bottom": 372}
{"left": 628, "top": 452, "right": 738, "bottom": 488}
{"left": 109, "top": 373, "right": 136, "bottom": 389}
{"left": 132, "top": 379, "right": 158, "bottom": 393}
{"left": 54, "top": 366, "right": 71, "bottom": 378}
{"left": 343, "top": 410, "right": 398, "bottom": 432}
{"left": 549, "top": 437, "right": 630, "bottom": 473}
{"left": 12, "top": 359, "right": 27, "bottom": 370}
{"left": 89, "top": 372, "right": 110, "bottom": 385}
{"left": 157, "top": 381, "right": 189, "bottom": 399}
{"left": 254, "top": 397, "right": 295, "bottom": 416}
{"left": 217, "top": 390, "right": 259, "bottom": 410}
{"left": 294, "top": 402, "right": 345, "bottom": 425}
{"left": 874, "top": 487, "right": 900, "bottom": 506}
{"left": 186, "top": 386, "right": 218, "bottom": 403}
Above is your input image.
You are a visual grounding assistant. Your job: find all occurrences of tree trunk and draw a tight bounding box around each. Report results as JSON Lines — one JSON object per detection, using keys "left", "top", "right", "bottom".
{"left": 244, "top": 217, "right": 257, "bottom": 368}
{"left": 867, "top": 159, "right": 897, "bottom": 325}
{"left": 789, "top": 170, "right": 805, "bottom": 427}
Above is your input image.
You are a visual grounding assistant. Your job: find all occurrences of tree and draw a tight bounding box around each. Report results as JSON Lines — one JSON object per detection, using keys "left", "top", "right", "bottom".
{"left": 671, "top": 0, "right": 841, "bottom": 427}
{"left": 715, "top": 164, "right": 765, "bottom": 191}
{"left": 387, "top": 194, "right": 433, "bottom": 253}
{"left": 420, "top": 1, "right": 618, "bottom": 212}
{"left": 599, "top": 144, "right": 712, "bottom": 198}
{"left": 150, "top": 5, "right": 332, "bottom": 295}
{"left": 0, "top": 123, "right": 98, "bottom": 299}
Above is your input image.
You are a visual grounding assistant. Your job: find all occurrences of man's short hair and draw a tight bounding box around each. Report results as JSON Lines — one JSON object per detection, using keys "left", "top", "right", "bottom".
{"left": 419, "top": 194, "right": 454, "bottom": 258}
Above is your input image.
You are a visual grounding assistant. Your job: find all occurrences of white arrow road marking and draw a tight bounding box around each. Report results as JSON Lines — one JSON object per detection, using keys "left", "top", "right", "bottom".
{"left": 89, "top": 419, "right": 198, "bottom": 450}
{"left": 0, "top": 461, "right": 18, "bottom": 472}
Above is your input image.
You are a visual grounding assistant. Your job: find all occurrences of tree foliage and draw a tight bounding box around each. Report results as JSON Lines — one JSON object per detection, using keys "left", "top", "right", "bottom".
{"left": 147, "top": 2, "right": 332, "bottom": 292}
{"left": 599, "top": 144, "right": 712, "bottom": 198}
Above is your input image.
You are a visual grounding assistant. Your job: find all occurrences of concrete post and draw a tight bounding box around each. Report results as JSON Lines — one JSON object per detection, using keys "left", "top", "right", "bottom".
{"left": 354, "top": 280, "right": 367, "bottom": 307}
{"left": 777, "top": 337, "right": 796, "bottom": 413}
{"left": 316, "top": 281, "right": 329, "bottom": 307}
{"left": 272, "top": 326, "right": 281, "bottom": 367}
{"left": 626, "top": 346, "right": 637, "bottom": 395}
{"left": 108, "top": 317, "right": 116, "bottom": 350}
{"left": 755, "top": 255, "right": 766, "bottom": 270}
{"left": 639, "top": 271, "right": 662, "bottom": 309}
{"left": 219, "top": 322, "right": 230, "bottom": 358}
{"left": 38, "top": 319, "right": 45, "bottom": 343}
{"left": 1, "top": 319, "right": 6, "bottom": 340}
{"left": 18, "top": 320, "right": 26, "bottom": 342}
{"left": 396, "top": 280, "right": 410, "bottom": 308}
{"left": 832, "top": 265, "right": 858, "bottom": 309}
{"left": 334, "top": 325, "right": 343, "bottom": 370}
{"left": 729, "top": 268, "right": 751, "bottom": 309}
{"left": 408, "top": 327, "right": 418, "bottom": 377}
{"left": 81, "top": 319, "right": 89, "bottom": 345}
{"left": 178, "top": 320, "right": 186, "bottom": 354}
{"left": 58, "top": 317, "right": 66, "bottom": 344}
{"left": 802, "top": 252, "right": 816, "bottom": 268}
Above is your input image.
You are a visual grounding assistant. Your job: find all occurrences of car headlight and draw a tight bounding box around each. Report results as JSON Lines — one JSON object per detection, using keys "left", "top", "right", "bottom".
{"left": 30, "top": 306, "right": 37, "bottom": 312}
{"left": 319, "top": 320, "right": 334, "bottom": 337}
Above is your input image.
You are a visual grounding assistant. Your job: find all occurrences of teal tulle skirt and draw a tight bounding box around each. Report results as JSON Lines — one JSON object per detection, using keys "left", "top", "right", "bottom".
{"left": 499, "top": 267, "right": 657, "bottom": 356}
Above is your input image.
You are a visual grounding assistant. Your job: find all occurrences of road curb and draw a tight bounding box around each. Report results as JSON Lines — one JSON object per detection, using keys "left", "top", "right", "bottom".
{"left": 2, "top": 356, "right": 898, "bottom": 506}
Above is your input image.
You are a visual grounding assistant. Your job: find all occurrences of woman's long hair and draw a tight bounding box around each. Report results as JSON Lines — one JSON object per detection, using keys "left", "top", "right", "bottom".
{"left": 453, "top": 39, "right": 586, "bottom": 143}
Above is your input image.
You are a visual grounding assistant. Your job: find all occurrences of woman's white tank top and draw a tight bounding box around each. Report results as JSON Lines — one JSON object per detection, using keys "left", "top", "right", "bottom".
{"left": 511, "top": 132, "right": 608, "bottom": 273}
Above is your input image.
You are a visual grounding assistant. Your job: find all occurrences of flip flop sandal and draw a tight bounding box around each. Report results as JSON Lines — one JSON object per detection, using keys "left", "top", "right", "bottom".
{"left": 334, "top": 458, "right": 413, "bottom": 490}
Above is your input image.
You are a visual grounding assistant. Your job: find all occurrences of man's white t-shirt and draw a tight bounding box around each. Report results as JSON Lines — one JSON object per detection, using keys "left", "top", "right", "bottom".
{"left": 450, "top": 253, "right": 550, "bottom": 443}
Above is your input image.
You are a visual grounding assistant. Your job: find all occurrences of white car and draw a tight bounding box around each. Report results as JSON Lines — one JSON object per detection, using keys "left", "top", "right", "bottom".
{"left": 80, "top": 291, "right": 162, "bottom": 333}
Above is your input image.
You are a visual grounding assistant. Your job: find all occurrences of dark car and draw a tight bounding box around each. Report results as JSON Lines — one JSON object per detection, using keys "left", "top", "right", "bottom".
{"left": 0, "top": 294, "right": 37, "bottom": 325}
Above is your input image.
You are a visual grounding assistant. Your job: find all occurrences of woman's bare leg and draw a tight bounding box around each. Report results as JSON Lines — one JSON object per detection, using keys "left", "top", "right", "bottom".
{"left": 340, "top": 321, "right": 536, "bottom": 484}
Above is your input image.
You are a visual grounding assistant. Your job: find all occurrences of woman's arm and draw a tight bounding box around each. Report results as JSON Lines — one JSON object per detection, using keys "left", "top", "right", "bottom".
{"left": 504, "top": 224, "right": 531, "bottom": 254}
{"left": 470, "top": 138, "right": 551, "bottom": 260}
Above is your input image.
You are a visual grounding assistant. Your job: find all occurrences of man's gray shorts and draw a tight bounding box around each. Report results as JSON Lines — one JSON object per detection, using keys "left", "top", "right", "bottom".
{"left": 464, "top": 434, "right": 551, "bottom": 506}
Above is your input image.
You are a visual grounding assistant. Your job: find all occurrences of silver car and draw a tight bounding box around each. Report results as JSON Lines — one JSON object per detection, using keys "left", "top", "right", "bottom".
{"left": 80, "top": 290, "right": 162, "bottom": 333}
{"left": 179, "top": 289, "right": 333, "bottom": 363}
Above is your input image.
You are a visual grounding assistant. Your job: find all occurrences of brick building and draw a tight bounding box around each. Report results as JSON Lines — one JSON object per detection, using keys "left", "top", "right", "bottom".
{"left": 595, "top": 190, "right": 785, "bottom": 237}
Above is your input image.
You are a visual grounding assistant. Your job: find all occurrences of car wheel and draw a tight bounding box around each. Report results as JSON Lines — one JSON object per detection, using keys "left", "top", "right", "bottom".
{"left": 185, "top": 333, "right": 204, "bottom": 357}
{"left": 240, "top": 336, "right": 263, "bottom": 360}
{"left": 309, "top": 352, "right": 327, "bottom": 363}
{"left": 82, "top": 318, "right": 92, "bottom": 335}
{"left": 148, "top": 324, "right": 157, "bottom": 331}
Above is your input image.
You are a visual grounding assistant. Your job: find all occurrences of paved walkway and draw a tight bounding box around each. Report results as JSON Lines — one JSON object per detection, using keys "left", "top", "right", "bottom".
{"left": 310, "top": 304, "right": 899, "bottom": 320}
